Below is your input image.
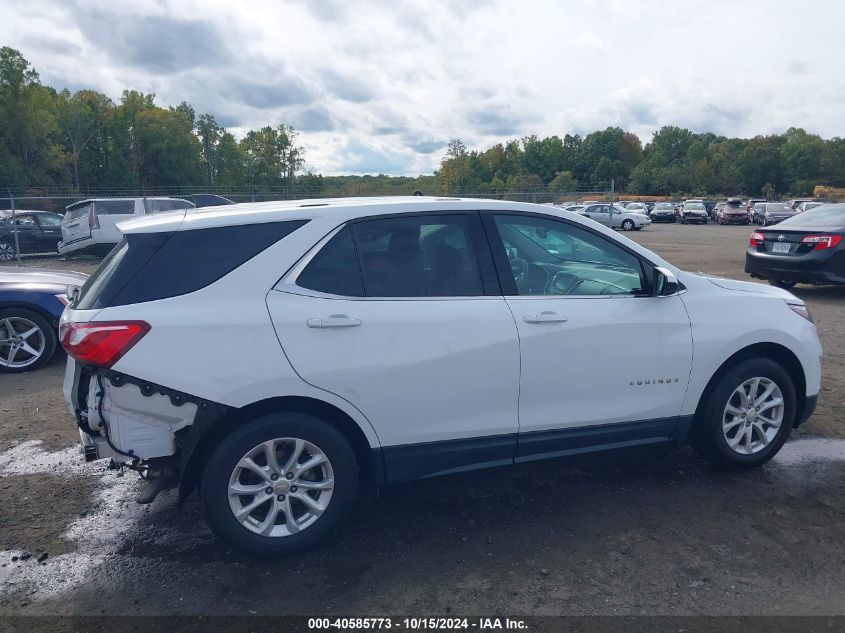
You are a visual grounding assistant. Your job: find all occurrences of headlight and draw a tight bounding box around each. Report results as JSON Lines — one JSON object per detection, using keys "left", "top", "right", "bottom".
{"left": 787, "top": 301, "right": 813, "bottom": 323}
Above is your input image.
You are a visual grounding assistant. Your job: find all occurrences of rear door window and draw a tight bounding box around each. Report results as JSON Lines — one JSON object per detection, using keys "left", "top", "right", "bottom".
{"left": 354, "top": 215, "right": 483, "bottom": 297}
{"left": 295, "top": 215, "right": 485, "bottom": 298}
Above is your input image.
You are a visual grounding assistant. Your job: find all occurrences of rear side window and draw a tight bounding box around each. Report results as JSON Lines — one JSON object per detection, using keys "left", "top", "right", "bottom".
{"left": 75, "top": 220, "right": 308, "bottom": 309}
{"left": 297, "top": 228, "right": 364, "bottom": 297}
{"left": 94, "top": 200, "right": 136, "bottom": 215}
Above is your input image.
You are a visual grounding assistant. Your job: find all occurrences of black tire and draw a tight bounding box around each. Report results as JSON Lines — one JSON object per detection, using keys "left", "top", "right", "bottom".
{"left": 202, "top": 411, "right": 358, "bottom": 556}
{"left": 622, "top": 219, "right": 634, "bottom": 231}
{"left": 690, "top": 357, "right": 796, "bottom": 468}
{"left": 770, "top": 279, "right": 798, "bottom": 289}
{"left": 0, "top": 308, "right": 57, "bottom": 373}
{"left": 703, "top": 218, "right": 708, "bottom": 224}
{"left": 0, "top": 239, "right": 16, "bottom": 262}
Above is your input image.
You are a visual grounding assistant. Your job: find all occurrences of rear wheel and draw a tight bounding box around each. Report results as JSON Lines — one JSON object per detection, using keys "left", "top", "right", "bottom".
{"left": 0, "top": 309, "right": 57, "bottom": 373}
{"left": 0, "top": 240, "right": 15, "bottom": 261}
{"left": 691, "top": 358, "right": 795, "bottom": 468}
{"left": 202, "top": 412, "right": 358, "bottom": 556}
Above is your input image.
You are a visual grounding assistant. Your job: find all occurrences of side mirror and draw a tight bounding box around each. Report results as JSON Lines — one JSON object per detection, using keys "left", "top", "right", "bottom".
{"left": 654, "top": 267, "right": 680, "bottom": 296}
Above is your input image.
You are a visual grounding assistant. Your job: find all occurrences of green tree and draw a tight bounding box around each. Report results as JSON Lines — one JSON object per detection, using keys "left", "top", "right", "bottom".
{"left": 548, "top": 170, "right": 578, "bottom": 192}
{"left": 0, "top": 47, "right": 65, "bottom": 186}
{"left": 241, "top": 125, "right": 304, "bottom": 192}
{"left": 134, "top": 107, "right": 202, "bottom": 187}
{"left": 761, "top": 182, "right": 775, "bottom": 199}
{"left": 56, "top": 89, "right": 112, "bottom": 191}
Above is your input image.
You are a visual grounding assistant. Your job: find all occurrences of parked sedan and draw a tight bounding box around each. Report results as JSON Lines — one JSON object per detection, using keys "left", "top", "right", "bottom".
{"left": 0, "top": 268, "right": 87, "bottom": 372}
{"left": 578, "top": 203, "right": 651, "bottom": 230}
{"left": 650, "top": 202, "right": 677, "bottom": 222}
{"left": 760, "top": 203, "right": 797, "bottom": 226}
{"left": 625, "top": 202, "right": 649, "bottom": 216}
{"left": 0, "top": 210, "right": 64, "bottom": 261}
{"left": 717, "top": 198, "right": 750, "bottom": 225}
{"left": 680, "top": 201, "right": 708, "bottom": 224}
{"left": 746, "top": 203, "right": 845, "bottom": 288}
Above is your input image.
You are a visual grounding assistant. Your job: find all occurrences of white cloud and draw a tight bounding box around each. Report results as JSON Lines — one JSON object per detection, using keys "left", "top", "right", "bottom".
{"left": 2, "top": 0, "right": 844, "bottom": 175}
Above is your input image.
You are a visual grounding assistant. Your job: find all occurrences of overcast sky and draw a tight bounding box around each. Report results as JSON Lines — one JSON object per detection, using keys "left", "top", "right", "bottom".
{"left": 3, "top": 0, "right": 844, "bottom": 175}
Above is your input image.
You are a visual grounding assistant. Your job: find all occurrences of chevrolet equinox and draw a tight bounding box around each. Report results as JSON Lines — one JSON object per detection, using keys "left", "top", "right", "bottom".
{"left": 60, "top": 197, "right": 822, "bottom": 555}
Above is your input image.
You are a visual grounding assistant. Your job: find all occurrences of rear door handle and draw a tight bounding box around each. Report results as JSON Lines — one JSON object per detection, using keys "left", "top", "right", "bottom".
{"left": 307, "top": 315, "right": 362, "bottom": 329}
{"left": 523, "top": 311, "right": 568, "bottom": 324}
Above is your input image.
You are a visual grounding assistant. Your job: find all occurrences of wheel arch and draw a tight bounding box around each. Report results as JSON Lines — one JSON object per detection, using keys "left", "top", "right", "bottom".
{"left": 0, "top": 301, "right": 62, "bottom": 329}
{"left": 179, "top": 395, "right": 384, "bottom": 503}
{"left": 692, "top": 342, "right": 806, "bottom": 429}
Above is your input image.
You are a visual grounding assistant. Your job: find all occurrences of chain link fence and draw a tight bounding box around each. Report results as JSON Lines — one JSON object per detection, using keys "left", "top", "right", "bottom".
{"left": 0, "top": 185, "right": 613, "bottom": 264}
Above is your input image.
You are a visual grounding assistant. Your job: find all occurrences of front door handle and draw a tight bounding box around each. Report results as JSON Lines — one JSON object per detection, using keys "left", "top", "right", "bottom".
{"left": 523, "top": 311, "right": 568, "bottom": 324}
{"left": 307, "top": 315, "right": 362, "bottom": 329}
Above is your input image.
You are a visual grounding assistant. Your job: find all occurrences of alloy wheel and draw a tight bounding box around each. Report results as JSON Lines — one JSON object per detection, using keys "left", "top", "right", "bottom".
{"left": 227, "top": 437, "right": 335, "bottom": 537}
{"left": 722, "top": 377, "right": 784, "bottom": 455}
{"left": 0, "top": 242, "right": 15, "bottom": 261}
{"left": 0, "top": 316, "right": 46, "bottom": 369}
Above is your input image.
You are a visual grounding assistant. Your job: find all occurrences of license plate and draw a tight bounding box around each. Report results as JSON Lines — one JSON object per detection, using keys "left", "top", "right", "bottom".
{"left": 772, "top": 242, "right": 791, "bottom": 253}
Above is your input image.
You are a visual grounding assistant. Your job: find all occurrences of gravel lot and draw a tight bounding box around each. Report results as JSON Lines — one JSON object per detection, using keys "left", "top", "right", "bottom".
{"left": 0, "top": 222, "right": 843, "bottom": 616}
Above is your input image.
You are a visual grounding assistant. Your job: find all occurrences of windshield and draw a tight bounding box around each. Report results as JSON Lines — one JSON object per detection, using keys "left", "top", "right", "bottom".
{"left": 685, "top": 203, "right": 704, "bottom": 210}
{"left": 654, "top": 203, "right": 673, "bottom": 210}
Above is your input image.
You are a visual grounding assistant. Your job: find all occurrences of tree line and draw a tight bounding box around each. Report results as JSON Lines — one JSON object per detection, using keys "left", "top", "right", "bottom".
{"left": 2, "top": 46, "right": 844, "bottom": 199}
{"left": 437, "top": 124, "right": 845, "bottom": 199}
{"left": 0, "top": 47, "right": 318, "bottom": 194}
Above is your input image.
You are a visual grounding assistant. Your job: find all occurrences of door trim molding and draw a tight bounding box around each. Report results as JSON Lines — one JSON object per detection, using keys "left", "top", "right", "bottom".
{"left": 381, "top": 416, "right": 694, "bottom": 484}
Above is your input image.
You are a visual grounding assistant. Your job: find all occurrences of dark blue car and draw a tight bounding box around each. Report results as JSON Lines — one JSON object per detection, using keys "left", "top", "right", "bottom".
{"left": 0, "top": 268, "right": 88, "bottom": 373}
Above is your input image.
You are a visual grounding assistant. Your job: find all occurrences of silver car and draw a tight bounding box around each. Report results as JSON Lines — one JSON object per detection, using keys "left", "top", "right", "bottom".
{"left": 760, "top": 203, "right": 797, "bottom": 226}
{"left": 577, "top": 203, "right": 651, "bottom": 231}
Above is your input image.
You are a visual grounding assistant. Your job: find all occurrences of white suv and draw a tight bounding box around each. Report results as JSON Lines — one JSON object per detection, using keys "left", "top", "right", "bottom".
{"left": 59, "top": 197, "right": 195, "bottom": 256}
{"left": 60, "top": 197, "right": 822, "bottom": 555}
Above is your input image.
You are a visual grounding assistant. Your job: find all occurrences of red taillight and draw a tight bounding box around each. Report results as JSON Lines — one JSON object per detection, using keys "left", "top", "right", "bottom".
{"left": 801, "top": 234, "right": 842, "bottom": 250}
{"left": 750, "top": 232, "right": 765, "bottom": 247}
{"left": 60, "top": 321, "right": 150, "bottom": 368}
{"left": 88, "top": 206, "right": 100, "bottom": 230}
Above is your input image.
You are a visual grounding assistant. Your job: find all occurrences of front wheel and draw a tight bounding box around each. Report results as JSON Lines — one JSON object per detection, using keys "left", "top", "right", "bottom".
{"left": 202, "top": 412, "right": 358, "bottom": 556}
{"left": 691, "top": 358, "right": 795, "bottom": 468}
{"left": 0, "top": 309, "right": 57, "bottom": 373}
{"left": 621, "top": 219, "right": 634, "bottom": 231}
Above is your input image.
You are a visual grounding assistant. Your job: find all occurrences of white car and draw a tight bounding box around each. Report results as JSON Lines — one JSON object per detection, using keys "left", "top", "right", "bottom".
{"left": 625, "top": 202, "right": 649, "bottom": 216}
{"left": 60, "top": 197, "right": 821, "bottom": 555}
{"left": 578, "top": 203, "right": 651, "bottom": 230}
{"left": 58, "top": 197, "right": 195, "bottom": 256}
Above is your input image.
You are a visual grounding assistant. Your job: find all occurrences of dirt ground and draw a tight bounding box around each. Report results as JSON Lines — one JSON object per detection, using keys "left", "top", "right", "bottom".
{"left": 0, "top": 222, "right": 843, "bottom": 616}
